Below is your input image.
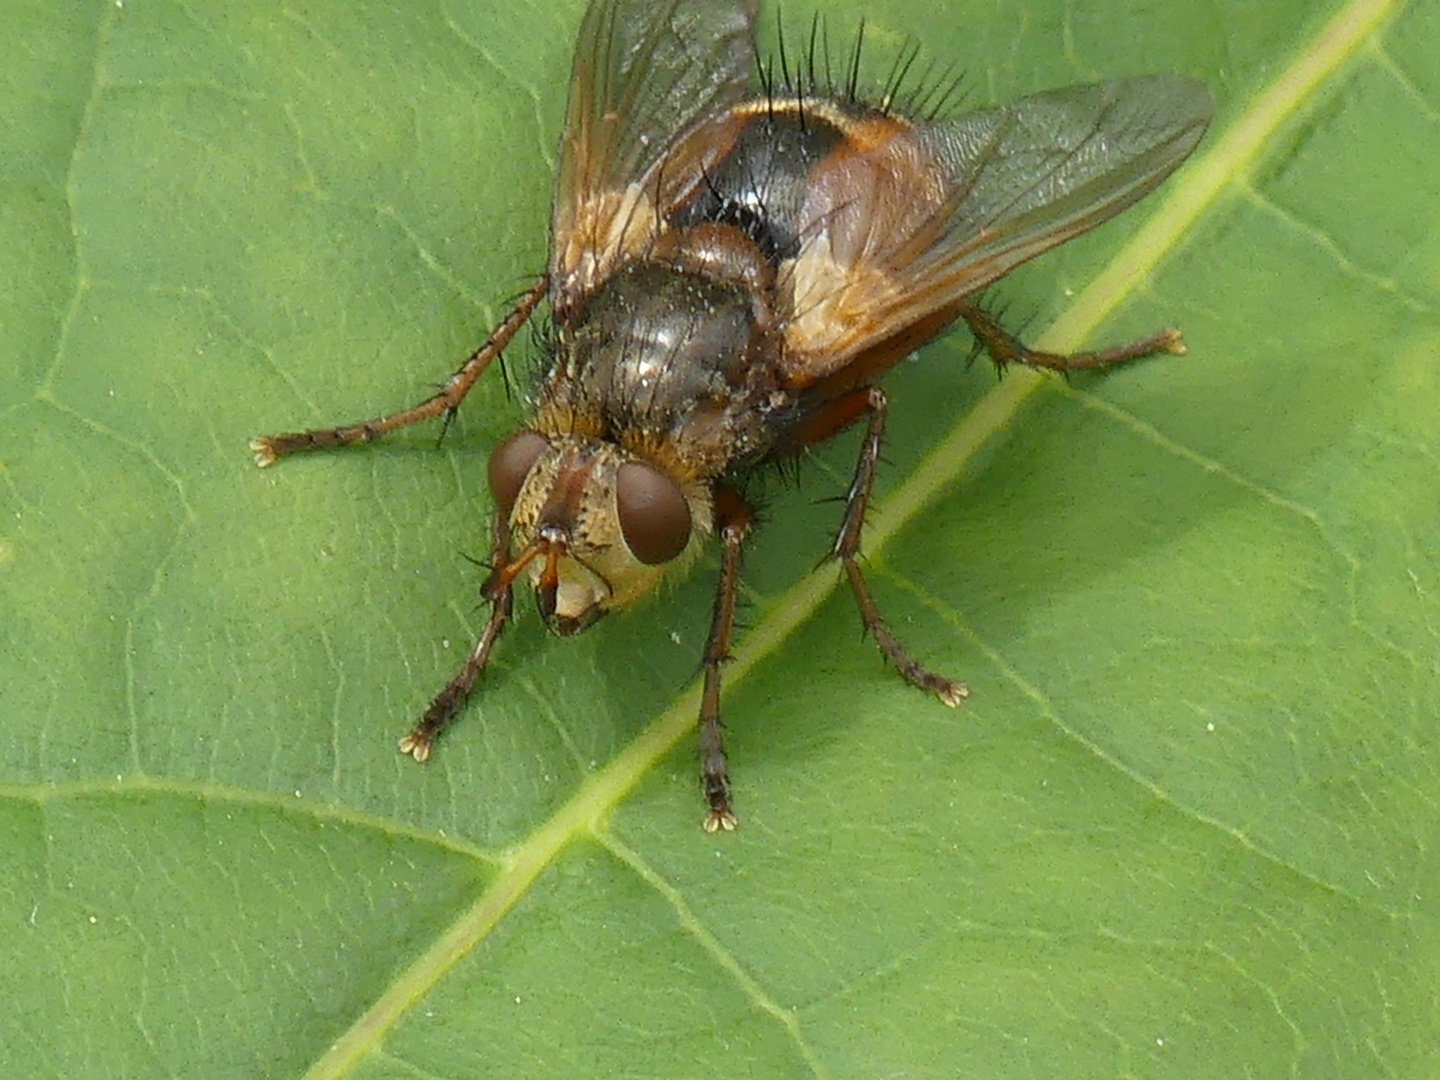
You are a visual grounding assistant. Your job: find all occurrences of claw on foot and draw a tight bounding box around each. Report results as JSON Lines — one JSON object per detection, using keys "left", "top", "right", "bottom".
{"left": 398, "top": 731, "right": 433, "bottom": 762}
{"left": 249, "top": 437, "right": 278, "bottom": 468}
{"left": 1156, "top": 328, "right": 1187, "bottom": 356}
{"left": 937, "top": 681, "right": 970, "bottom": 708}
{"left": 703, "top": 809, "right": 738, "bottom": 833}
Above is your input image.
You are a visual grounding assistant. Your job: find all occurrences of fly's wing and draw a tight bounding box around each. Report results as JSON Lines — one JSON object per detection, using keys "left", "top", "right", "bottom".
{"left": 780, "top": 75, "right": 1213, "bottom": 385}
{"left": 551, "top": 0, "right": 758, "bottom": 316}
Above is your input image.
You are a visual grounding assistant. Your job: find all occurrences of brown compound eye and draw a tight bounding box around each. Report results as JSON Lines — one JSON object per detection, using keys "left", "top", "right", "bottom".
{"left": 487, "top": 430, "right": 549, "bottom": 517}
{"left": 616, "top": 461, "right": 691, "bottom": 565}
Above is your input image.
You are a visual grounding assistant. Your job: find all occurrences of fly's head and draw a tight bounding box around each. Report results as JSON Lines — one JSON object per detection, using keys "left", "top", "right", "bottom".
{"left": 487, "top": 430, "right": 710, "bottom": 634}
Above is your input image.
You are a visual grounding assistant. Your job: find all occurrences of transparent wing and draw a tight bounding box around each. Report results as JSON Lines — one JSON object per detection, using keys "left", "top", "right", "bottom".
{"left": 551, "top": 0, "right": 758, "bottom": 312}
{"left": 780, "top": 75, "right": 1214, "bottom": 382}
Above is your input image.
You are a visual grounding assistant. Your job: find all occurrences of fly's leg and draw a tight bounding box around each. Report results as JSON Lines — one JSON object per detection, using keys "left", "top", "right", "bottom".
{"left": 699, "top": 488, "right": 754, "bottom": 832}
{"left": 398, "top": 510, "right": 515, "bottom": 761}
{"left": 828, "top": 386, "right": 969, "bottom": 706}
{"left": 958, "top": 298, "right": 1186, "bottom": 372}
{"left": 250, "top": 275, "right": 548, "bottom": 466}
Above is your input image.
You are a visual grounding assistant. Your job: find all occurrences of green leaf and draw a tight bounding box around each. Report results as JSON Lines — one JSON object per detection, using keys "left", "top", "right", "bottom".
{"left": 2, "top": 0, "right": 1435, "bottom": 1077}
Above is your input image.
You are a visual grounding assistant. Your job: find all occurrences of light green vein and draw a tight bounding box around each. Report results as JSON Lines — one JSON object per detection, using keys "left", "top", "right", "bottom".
{"left": 1061, "top": 381, "right": 1359, "bottom": 569}
{"left": 1238, "top": 181, "right": 1431, "bottom": 315}
{"left": 0, "top": 775, "right": 497, "bottom": 864}
{"left": 881, "top": 564, "right": 1386, "bottom": 917}
{"left": 302, "top": 0, "right": 1402, "bottom": 1075}
{"left": 598, "top": 831, "right": 829, "bottom": 1079}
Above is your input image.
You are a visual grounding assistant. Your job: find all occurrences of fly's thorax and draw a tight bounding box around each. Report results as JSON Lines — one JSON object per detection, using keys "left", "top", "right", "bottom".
{"left": 541, "top": 258, "right": 781, "bottom": 478}
{"left": 487, "top": 430, "right": 713, "bottom": 633}
{"left": 566, "top": 263, "right": 763, "bottom": 412}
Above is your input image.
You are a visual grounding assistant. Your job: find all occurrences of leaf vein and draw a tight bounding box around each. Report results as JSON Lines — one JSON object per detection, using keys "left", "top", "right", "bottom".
{"left": 1238, "top": 182, "right": 1432, "bottom": 314}
{"left": 597, "top": 830, "right": 830, "bottom": 1080}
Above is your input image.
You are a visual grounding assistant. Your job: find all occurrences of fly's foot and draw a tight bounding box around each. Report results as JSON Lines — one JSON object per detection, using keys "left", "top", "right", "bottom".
{"left": 704, "top": 807, "right": 738, "bottom": 833}
{"left": 936, "top": 679, "right": 970, "bottom": 708}
{"left": 249, "top": 437, "right": 279, "bottom": 468}
{"left": 398, "top": 729, "right": 435, "bottom": 762}
{"left": 1149, "top": 327, "right": 1187, "bottom": 355}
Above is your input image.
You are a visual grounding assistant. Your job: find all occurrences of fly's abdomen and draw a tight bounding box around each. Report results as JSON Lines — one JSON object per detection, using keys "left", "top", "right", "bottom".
{"left": 672, "top": 108, "right": 847, "bottom": 261}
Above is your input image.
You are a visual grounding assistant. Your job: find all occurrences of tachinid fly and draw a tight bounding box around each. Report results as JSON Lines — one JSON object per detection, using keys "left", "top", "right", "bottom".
{"left": 251, "top": 0, "right": 1213, "bottom": 831}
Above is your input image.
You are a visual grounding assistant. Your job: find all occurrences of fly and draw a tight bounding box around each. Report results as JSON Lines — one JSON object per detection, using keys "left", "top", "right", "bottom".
{"left": 251, "top": 0, "right": 1212, "bottom": 831}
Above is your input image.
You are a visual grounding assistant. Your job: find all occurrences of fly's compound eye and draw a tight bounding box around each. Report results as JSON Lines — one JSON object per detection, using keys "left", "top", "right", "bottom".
{"left": 616, "top": 461, "right": 691, "bottom": 565}
{"left": 487, "top": 430, "right": 549, "bottom": 517}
